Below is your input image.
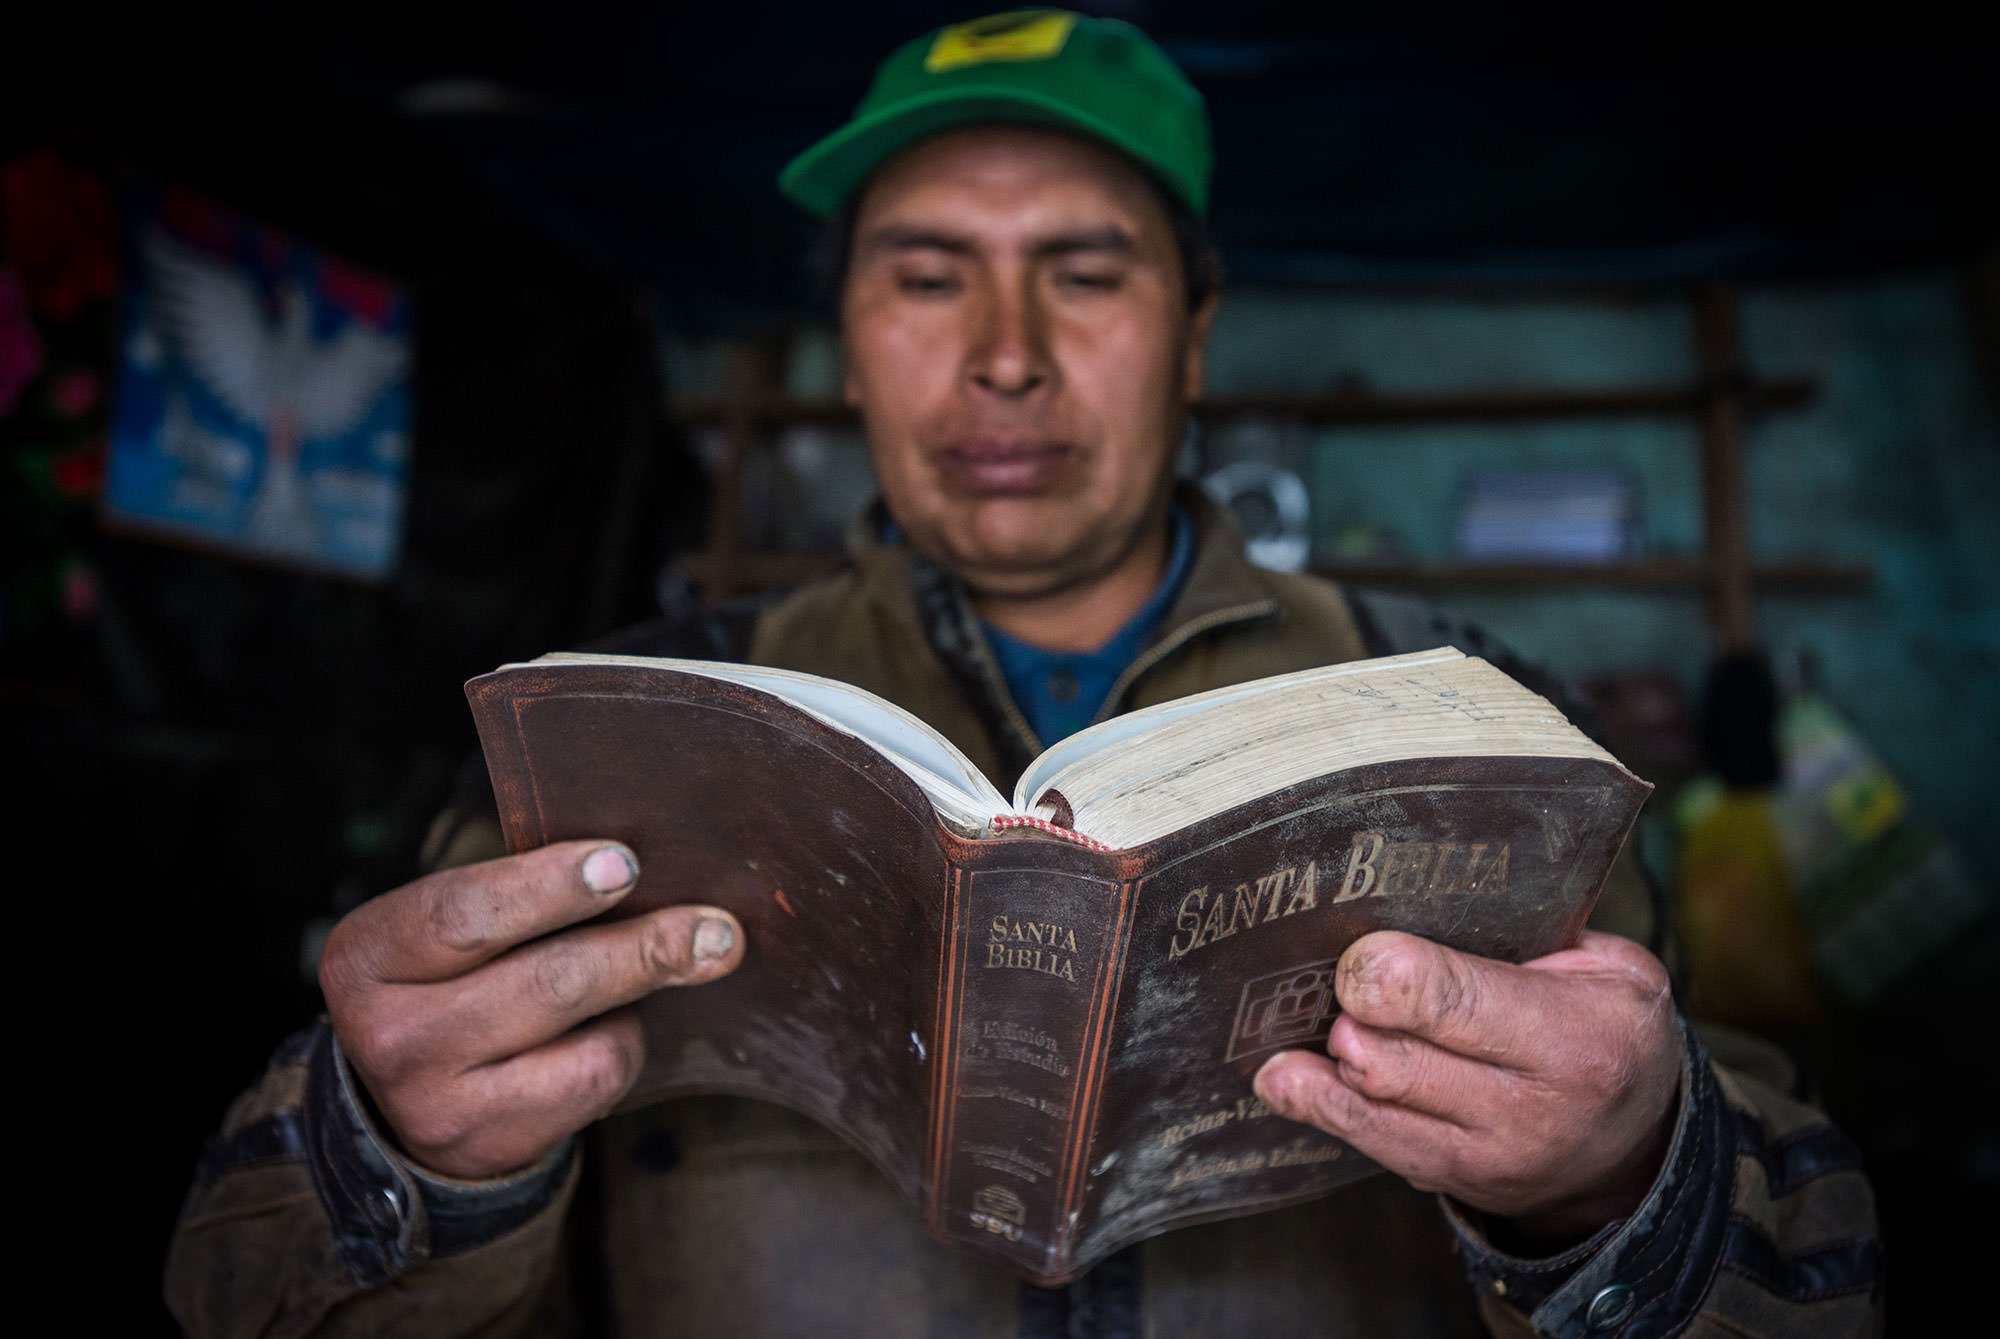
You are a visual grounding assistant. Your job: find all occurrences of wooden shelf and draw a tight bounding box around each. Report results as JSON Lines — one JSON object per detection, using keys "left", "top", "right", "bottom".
{"left": 671, "top": 376, "right": 1818, "bottom": 431}
{"left": 1310, "top": 557, "right": 1871, "bottom": 592}
{"left": 675, "top": 552, "right": 1872, "bottom": 597}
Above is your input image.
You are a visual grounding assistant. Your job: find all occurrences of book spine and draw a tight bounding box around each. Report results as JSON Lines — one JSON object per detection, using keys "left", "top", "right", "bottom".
{"left": 927, "top": 842, "right": 1132, "bottom": 1284}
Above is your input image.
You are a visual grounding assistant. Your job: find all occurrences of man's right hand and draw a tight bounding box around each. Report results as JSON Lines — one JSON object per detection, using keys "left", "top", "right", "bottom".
{"left": 318, "top": 840, "right": 744, "bottom": 1181}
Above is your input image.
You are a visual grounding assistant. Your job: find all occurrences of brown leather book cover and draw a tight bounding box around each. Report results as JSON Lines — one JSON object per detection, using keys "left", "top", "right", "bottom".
{"left": 465, "top": 651, "right": 1651, "bottom": 1284}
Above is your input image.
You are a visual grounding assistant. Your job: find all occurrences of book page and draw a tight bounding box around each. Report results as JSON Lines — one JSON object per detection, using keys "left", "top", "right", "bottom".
{"left": 1032, "top": 650, "right": 1616, "bottom": 850}
{"left": 1011, "top": 648, "right": 1466, "bottom": 812}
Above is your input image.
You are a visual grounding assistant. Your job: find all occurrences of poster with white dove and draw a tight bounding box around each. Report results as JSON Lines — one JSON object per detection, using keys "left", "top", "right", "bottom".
{"left": 105, "top": 187, "right": 412, "bottom": 579}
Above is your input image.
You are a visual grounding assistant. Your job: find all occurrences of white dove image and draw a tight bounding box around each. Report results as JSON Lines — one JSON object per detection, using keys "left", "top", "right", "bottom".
{"left": 143, "top": 230, "right": 409, "bottom": 558}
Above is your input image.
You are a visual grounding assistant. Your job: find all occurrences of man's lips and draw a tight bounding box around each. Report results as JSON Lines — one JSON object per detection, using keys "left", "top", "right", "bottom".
{"left": 932, "top": 439, "right": 1078, "bottom": 495}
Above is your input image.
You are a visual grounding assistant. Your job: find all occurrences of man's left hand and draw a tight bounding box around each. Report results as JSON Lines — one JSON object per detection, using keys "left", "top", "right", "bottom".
{"left": 1253, "top": 928, "right": 1682, "bottom": 1246}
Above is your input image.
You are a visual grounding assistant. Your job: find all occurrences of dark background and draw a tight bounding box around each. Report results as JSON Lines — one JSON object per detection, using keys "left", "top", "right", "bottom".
{"left": 5, "top": 3, "right": 1996, "bottom": 1331}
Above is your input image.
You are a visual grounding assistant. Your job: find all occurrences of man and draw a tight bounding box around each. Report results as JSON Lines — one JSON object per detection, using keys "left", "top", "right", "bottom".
{"left": 167, "top": 11, "right": 1882, "bottom": 1336}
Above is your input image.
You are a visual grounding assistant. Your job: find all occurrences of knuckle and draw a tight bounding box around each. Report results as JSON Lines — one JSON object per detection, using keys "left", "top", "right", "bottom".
{"left": 1628, "top": 949, "right": 1672, "bottom": 996}
{"left": 571, "top": 1026, "right": 640, "bottom": 1115}
{"left": 393, "top": 1096, "right": 476, "bottom": 1159}
{"left": 1598, "top": 931, "right": 1669, "bottom": 979}
{"left": 1348, "top": 1043, "right": 1416, "bottom": 1105}
{"left": 1615, "top": 956, "right": 1674, "bottom": 1009}
{"left": 345, "top": 1006, "right": 428, "bottom": 1085}
{"left": 1343, "top": 1064, "right": 1393, "bottom": 1104}
{"left": 317, "top": 911, "right": 392, "bottom": 1003}
{"left": 316, "top": 930, "right": 366, "bottom": 1004}
{"left": 530, "top": 943, "right": 597, "bottom": 1014}
{"left": 1586, "top": 1044, "right": 1642, "bottom": 1097}
{"left": 1419, "top": 952, "right": 1473, "bottom": 1029}
{"left": 638, "top": 914, "right": 695, "bottom": 983}
{"left": 1584, "top": 1039, "right": 1648, "bottom": 1103}
{"left": 1571, "top": 993, "right": 1674, "bottom": 1099}
{"left": 1590, "top": 935, "right": 1676, "bottom": 1013}
{"left": 1304, "top": 1074, "right": 1365, "bottom": 1134}
{"left": 424, "top": 880, "right": 499, "bottom": 957}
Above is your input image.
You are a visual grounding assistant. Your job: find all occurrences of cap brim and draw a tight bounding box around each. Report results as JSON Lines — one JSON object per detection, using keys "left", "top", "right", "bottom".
{"left": 778, "top": 84, "right": 1187, "bottom": 218}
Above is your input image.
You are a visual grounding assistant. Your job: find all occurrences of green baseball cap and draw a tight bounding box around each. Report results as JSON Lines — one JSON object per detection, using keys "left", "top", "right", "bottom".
{"left": 778, "top": 8, "right": 1212, "bottom": 218}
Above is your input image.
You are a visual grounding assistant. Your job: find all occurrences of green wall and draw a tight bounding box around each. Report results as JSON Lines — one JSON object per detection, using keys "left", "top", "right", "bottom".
{"left": 1201, "top": 275, "right": 1997, "bottom": 892}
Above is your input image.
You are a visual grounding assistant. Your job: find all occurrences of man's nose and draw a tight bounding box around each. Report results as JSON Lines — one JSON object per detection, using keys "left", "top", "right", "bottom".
{"left": 966, "top": 287, "right": 1053, "bottom": 399}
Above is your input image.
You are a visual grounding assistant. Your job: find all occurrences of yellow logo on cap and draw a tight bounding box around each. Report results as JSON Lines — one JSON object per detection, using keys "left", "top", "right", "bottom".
{"left": 926, "top": 10, "right": 1077, "bottom": 73}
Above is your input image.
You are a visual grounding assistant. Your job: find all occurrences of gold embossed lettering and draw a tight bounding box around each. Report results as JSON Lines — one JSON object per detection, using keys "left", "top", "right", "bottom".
{"left": 1254, "top": 866, "right": 1294, "bottom": 920}
{"left": 1227, "top": 882, "right": 1260, "bottom": 936}
{"left": 1336, "top": 832, "right": 1384, "bottom": 902}
{"left": 1378, "top": 841, "right": 1431, "bottom": 896}
{"left": 1168, "top": 887, "right": 1208, "bottom": 959}
{"left": 1199, "top": 892, "right": 1229, "bottom": 945}
{"left": 1167, "top": 835, "right": 1509, "bottom": 964}
{"left": 985, "top": 915, "right": 1081, "bottom": 980}
{"left": 1282, "top": 859, "right": 1319, "bottom": 914}
{"left": 1465, "top": 843, "right": 1510, "bottom": 892}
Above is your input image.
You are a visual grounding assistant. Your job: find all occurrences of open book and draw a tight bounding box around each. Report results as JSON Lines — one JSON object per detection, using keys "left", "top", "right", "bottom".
{"left": 466, "top": 647, "right": 1651, "bottom": 1284}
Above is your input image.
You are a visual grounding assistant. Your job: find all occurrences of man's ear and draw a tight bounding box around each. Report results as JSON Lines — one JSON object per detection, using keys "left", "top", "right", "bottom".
{"left": 1182, "top": 291, "right": 1219, "bottom": 403}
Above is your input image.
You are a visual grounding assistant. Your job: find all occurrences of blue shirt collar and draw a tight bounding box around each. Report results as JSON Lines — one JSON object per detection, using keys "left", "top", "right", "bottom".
{"left": 980, "top": 505, "right": 1196, "bottom": 746}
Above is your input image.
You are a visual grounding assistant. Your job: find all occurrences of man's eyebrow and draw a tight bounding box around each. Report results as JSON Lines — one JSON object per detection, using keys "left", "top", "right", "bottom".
{"left": 853, "top": 224, "right": 1141, "bottom": 261}
{"left": 1032, "top": 226, "right": 1138, "bottom": 260}
{"left": 854, "top": 225, "right": 975, "bottom": 258}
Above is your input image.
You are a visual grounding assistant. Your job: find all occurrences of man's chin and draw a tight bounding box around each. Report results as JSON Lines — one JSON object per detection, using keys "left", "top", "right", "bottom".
{"left": 957, "top": 565, "right": 1097, "bottom": 604}
{"left": 911, "top": 531, "right": 1099, "bottom": 601}
{"left": 898, "top": 494, "right": 1170, "bottom": 603}
{"left": 944, "top": 550, "right": 1082, "bottom": 597}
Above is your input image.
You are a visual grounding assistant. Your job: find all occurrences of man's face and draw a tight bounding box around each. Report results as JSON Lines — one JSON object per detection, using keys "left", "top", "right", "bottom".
{"left": 841, "top": 126, "right": 1215, "bottom": 602}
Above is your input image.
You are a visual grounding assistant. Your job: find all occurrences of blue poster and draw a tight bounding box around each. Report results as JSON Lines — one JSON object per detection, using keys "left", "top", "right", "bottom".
{"left": 105, "top": 186, "right": 413, "bottom": 579}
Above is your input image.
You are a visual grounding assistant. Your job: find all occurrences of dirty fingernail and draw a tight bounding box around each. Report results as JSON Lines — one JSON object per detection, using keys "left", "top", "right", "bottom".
{"left": 583, "top": 846, "right": 637, "bottom": 894}
{"left": 693, "top": 917, "right": 736, "bottom": 962}
{"left": 1342, "top": 952, "right": 1383, "bottom": 1010}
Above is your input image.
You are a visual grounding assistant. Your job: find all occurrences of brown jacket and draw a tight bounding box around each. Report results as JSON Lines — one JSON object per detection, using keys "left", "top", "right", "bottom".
{"left": 165, "top": 498, "right": 1883, "bottom": 1338}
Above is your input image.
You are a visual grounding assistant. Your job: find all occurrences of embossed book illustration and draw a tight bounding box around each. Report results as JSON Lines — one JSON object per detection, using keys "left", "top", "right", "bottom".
{"left": 466, "top": 646, "right": 1651, "bottom": 1285}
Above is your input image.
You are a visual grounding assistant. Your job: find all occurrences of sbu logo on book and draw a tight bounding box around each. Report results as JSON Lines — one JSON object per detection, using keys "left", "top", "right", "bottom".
{"left": 970, "top": 1184, "right": 1028, "bottom": 1241}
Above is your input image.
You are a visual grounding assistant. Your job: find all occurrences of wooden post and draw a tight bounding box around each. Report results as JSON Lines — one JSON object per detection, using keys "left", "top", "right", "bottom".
{"left": 703, "top": 335, "right": 788, "bottom": 600}
{"left": 1694, "top": 282, "right": 1757, "bottom": 653}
